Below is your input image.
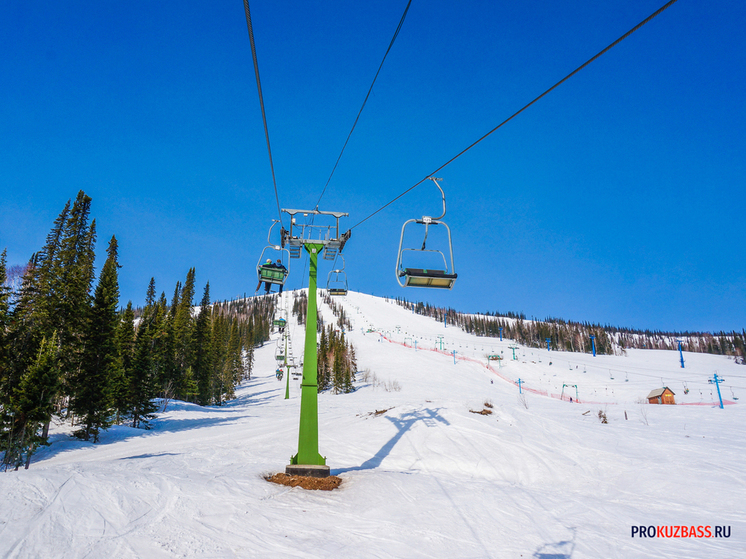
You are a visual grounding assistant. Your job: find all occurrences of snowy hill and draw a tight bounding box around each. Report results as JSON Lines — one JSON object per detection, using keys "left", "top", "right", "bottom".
{"left": 1, "top": 290, "right": 744, "bottom": 558}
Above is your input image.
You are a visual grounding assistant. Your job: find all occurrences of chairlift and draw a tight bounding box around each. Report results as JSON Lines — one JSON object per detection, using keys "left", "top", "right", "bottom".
{"left": 276, "top": 369, "right": 284, "bottom": 381}
{"left": 256, "top": 221, "right": 290, "bottom": 289}
{"left": 730, "top": 387, "right": 739, "bottom": 400}
{"left": 683, "top": 381, "right": 689, "bottom": 395}
{"left": 395, "top": 177, "right": 457, "bottom": 289}
{"left": 327, "top": 255, "right": 348, "bottom": 296}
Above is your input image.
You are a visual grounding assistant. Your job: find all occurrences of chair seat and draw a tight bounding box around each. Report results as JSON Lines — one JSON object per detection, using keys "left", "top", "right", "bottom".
{"left": 259, "top": 266, "right": 288, "bottom": 284}
{"left": 401, "top": 268, "right": 457, "bottom": 289}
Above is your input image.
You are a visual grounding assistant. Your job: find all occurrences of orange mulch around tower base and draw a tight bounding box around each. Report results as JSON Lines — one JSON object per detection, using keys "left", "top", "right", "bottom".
{"left": 266, "top": 473, "right": 342, "bottom": 491}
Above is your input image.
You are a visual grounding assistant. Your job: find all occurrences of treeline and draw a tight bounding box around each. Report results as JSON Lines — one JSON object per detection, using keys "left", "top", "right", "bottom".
{"left": 0, "top": 191, "right": 270, "bottom": 471}
{"left": 291, "top": 290, "right": 357, "bottom": 392}
{"left": 317, "top": 292, "right": 357, "bottom": 393}
{"left": 317, "top": 325, "right": 357, "bottom": 393}
{"left": 388, "top": 296, "right": 746, "bottom": 361}
{"left": 322, "top": 292, "right": 353, "bottom": 331}
{"left": 291, "top": 291, "right": 307, "bottom": 325}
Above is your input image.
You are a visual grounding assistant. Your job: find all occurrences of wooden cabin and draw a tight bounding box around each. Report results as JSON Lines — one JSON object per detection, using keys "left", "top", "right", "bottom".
{"left": 646, "top": 387, "right": 676, "bottom": 405}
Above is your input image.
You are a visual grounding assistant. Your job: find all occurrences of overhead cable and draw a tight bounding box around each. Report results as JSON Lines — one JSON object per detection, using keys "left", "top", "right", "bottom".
{"left": 315, "top": 0, "right": 414, "bottom": 209}
{"left": 350, "top": 0, "right": 680, "bottom": 230}
{"left": 242, "top": 0, "right": 284, "bottom": 225}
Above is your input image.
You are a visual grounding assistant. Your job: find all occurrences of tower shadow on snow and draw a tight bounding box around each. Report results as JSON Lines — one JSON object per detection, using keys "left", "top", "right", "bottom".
{"left": 332, "top": 407, "right": 449, "bottom": 475}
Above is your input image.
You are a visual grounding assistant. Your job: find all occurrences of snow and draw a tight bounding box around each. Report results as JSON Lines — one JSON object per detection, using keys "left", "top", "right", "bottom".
{"left": 1, "top": 290, "right": 744, "bottom": 558}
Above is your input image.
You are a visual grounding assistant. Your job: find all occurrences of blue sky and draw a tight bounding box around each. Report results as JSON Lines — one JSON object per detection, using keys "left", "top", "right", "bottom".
{"left": 1, "top": 0, "right": 744, "bottom": 333}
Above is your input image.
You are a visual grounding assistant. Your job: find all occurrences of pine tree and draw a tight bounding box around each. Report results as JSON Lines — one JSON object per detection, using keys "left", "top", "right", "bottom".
{"left": 345, "top": 343, "right": 357, "bottom": 393}
{"left": 71, "top": 236, "right": 120, "bottom": 442}
{"left": 129, "top": 311, "right": 158, "bottom": 429}
{"left": 4, "top": 201, "right": 71, "bottom": 410}
{"left": 317, "top": 326, "right": 330, "bottom": 391}
{"left": 227, "top": 320, "right": 244, "bottom": 392}
{"left": 173, "top": 268, "right": 195, "bottom": 378}
{"left": 1, "top": 333, "right": 61, "bottom": 470}
{"left": 113, "top": 301, "right": 136, "bottom": 424}
{"left": 54, "top": 192, "right": 97, "bottom": 391}
{"left": 211, "top": 312, "right": 228, "bottom": 404}
{"left": 193, "top": 282, "right": 214, "bottom": 405}
{"left": 145, "top": 277, "right": 156, "bottom": 308}
{"left": 332, "top": 341, "right": 344, "bottom": 394}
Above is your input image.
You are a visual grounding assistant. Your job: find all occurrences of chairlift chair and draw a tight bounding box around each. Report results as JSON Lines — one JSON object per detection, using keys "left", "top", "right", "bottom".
{"left": 256, "top": 221, "right": 290, "bottom": 288}
{"left": 327, "top": 255, "right": 348, "bottom": 296}
{"left": 395, "top": 177, "right": 457, "bottom": 289}
{"left": 276, "top": 369, "right": 284, "bottom": 381}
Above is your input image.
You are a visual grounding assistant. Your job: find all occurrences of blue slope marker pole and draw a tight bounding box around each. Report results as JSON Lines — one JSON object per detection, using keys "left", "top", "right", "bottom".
{"left": 499, "top": 327, "right": 503, "bottom": 341}
{"left": 590, "top": 335, "right": 596, "bottom": 357}
{"left": 709, "top": 373, "right": 725, "bottom": 409}
{"left": 517, "top": 378, "right": 524, "bottom": 394}
{"left": 677, "top": 340, "right": 685, "bottom": 368}
{"left": 452, "top": 350, "right": 457, "bottom": 364}
{"left": 546, "top": 338, "right": 551, "bottom": 351}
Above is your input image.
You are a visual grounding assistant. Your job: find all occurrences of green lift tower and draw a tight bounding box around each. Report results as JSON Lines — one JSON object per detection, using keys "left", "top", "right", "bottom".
{"left": 281, "top": 208, "right": 350, "bottom": 478}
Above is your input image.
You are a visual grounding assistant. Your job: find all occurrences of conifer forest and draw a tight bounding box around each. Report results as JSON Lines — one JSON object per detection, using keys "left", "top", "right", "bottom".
{"left": 0, "top": 191, "right": 273, "bottom": 470}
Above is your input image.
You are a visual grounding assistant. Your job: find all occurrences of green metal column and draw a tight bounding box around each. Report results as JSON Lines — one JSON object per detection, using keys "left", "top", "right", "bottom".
{"left": 284, "top": 330, "right": 290, "bottom": 400}
{"left": 290, "top": 243, "right": 325, "bottom": 466}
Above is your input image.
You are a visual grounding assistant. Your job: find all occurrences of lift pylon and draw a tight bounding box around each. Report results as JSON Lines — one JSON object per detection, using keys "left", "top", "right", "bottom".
{"left": 282, "top": 208, "right": 350, "bottom": 478}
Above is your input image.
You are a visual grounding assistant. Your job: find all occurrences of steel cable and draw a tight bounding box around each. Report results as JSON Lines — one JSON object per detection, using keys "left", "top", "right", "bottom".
{"left": 349, "top": 0, "right": 680, "bottom": 231}
{"left": 242, "top": 0, "right": 284, "bottom": 225}
{"left": 315, "top": 0, "right": 413, "bottom": 210}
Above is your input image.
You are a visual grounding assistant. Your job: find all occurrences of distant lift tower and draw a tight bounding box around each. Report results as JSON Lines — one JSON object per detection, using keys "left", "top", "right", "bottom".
{"left": 677, "top": 340, "right": 685, "bottom": 368}
{"left": 281, "top": 208, "right": 350, "bottom": 478}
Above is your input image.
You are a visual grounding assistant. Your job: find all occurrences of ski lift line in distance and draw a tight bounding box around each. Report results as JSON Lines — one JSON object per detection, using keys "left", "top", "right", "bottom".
{"left": 395, "top": 177, "right": 457, "bottom": 290}
{"left": 257, "top": 220, "right": 290, "bottom": 287}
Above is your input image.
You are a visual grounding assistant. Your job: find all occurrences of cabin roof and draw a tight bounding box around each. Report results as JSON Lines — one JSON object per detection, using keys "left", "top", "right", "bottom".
{"left": 647, "top": 387, "right": 675, "bottom": 399}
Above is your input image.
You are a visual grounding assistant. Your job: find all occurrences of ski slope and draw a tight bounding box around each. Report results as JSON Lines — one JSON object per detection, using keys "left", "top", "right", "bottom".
{"left": 1, "top": 290, "right": 744, "bottom": 558}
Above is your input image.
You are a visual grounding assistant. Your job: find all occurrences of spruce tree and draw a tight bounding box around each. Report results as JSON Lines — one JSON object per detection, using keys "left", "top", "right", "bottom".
{"left": 317, "top": 326, "right": 330, "bottom": 391}
{"left": 50, "top": 192, "right": 97, "bottom": 399}
{"left": 211, "top": 312, "right": 228, "bottom": 404}
{"left": 129, "top": 296, "right": 158, "bottom": 429}
{"left": 193, "top": 282, "right": 214, "bottom": 405}
{"left": 227, "top": 320, "right": 243, "bottom": 392}
{"left": 332, "top": 341, "right": 344, "bottom": 394}
{"left": 71, "top": 235, "right": 120, "bottom": 442}
{"left": 113, "top": 302, "right": 136, "bottom": 424}
{"left": 129, "top": 326, "right": 155, "bottom": 428}
{"left": 2, "top": 333, "right": 61, "bottom": 470}
{"left": 173, "top": 268, "right": 195, "bottom": 378}
{"left": 5, "top": 201, "right": 71, "bottom": 407}
{"left": 145, "top": 277, "right": 156, "bottom": 308}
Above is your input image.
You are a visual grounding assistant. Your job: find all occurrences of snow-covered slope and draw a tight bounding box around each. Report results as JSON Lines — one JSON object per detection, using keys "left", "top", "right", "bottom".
{"left": 1, "top": 290, "right": 744, "bottom": 558}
